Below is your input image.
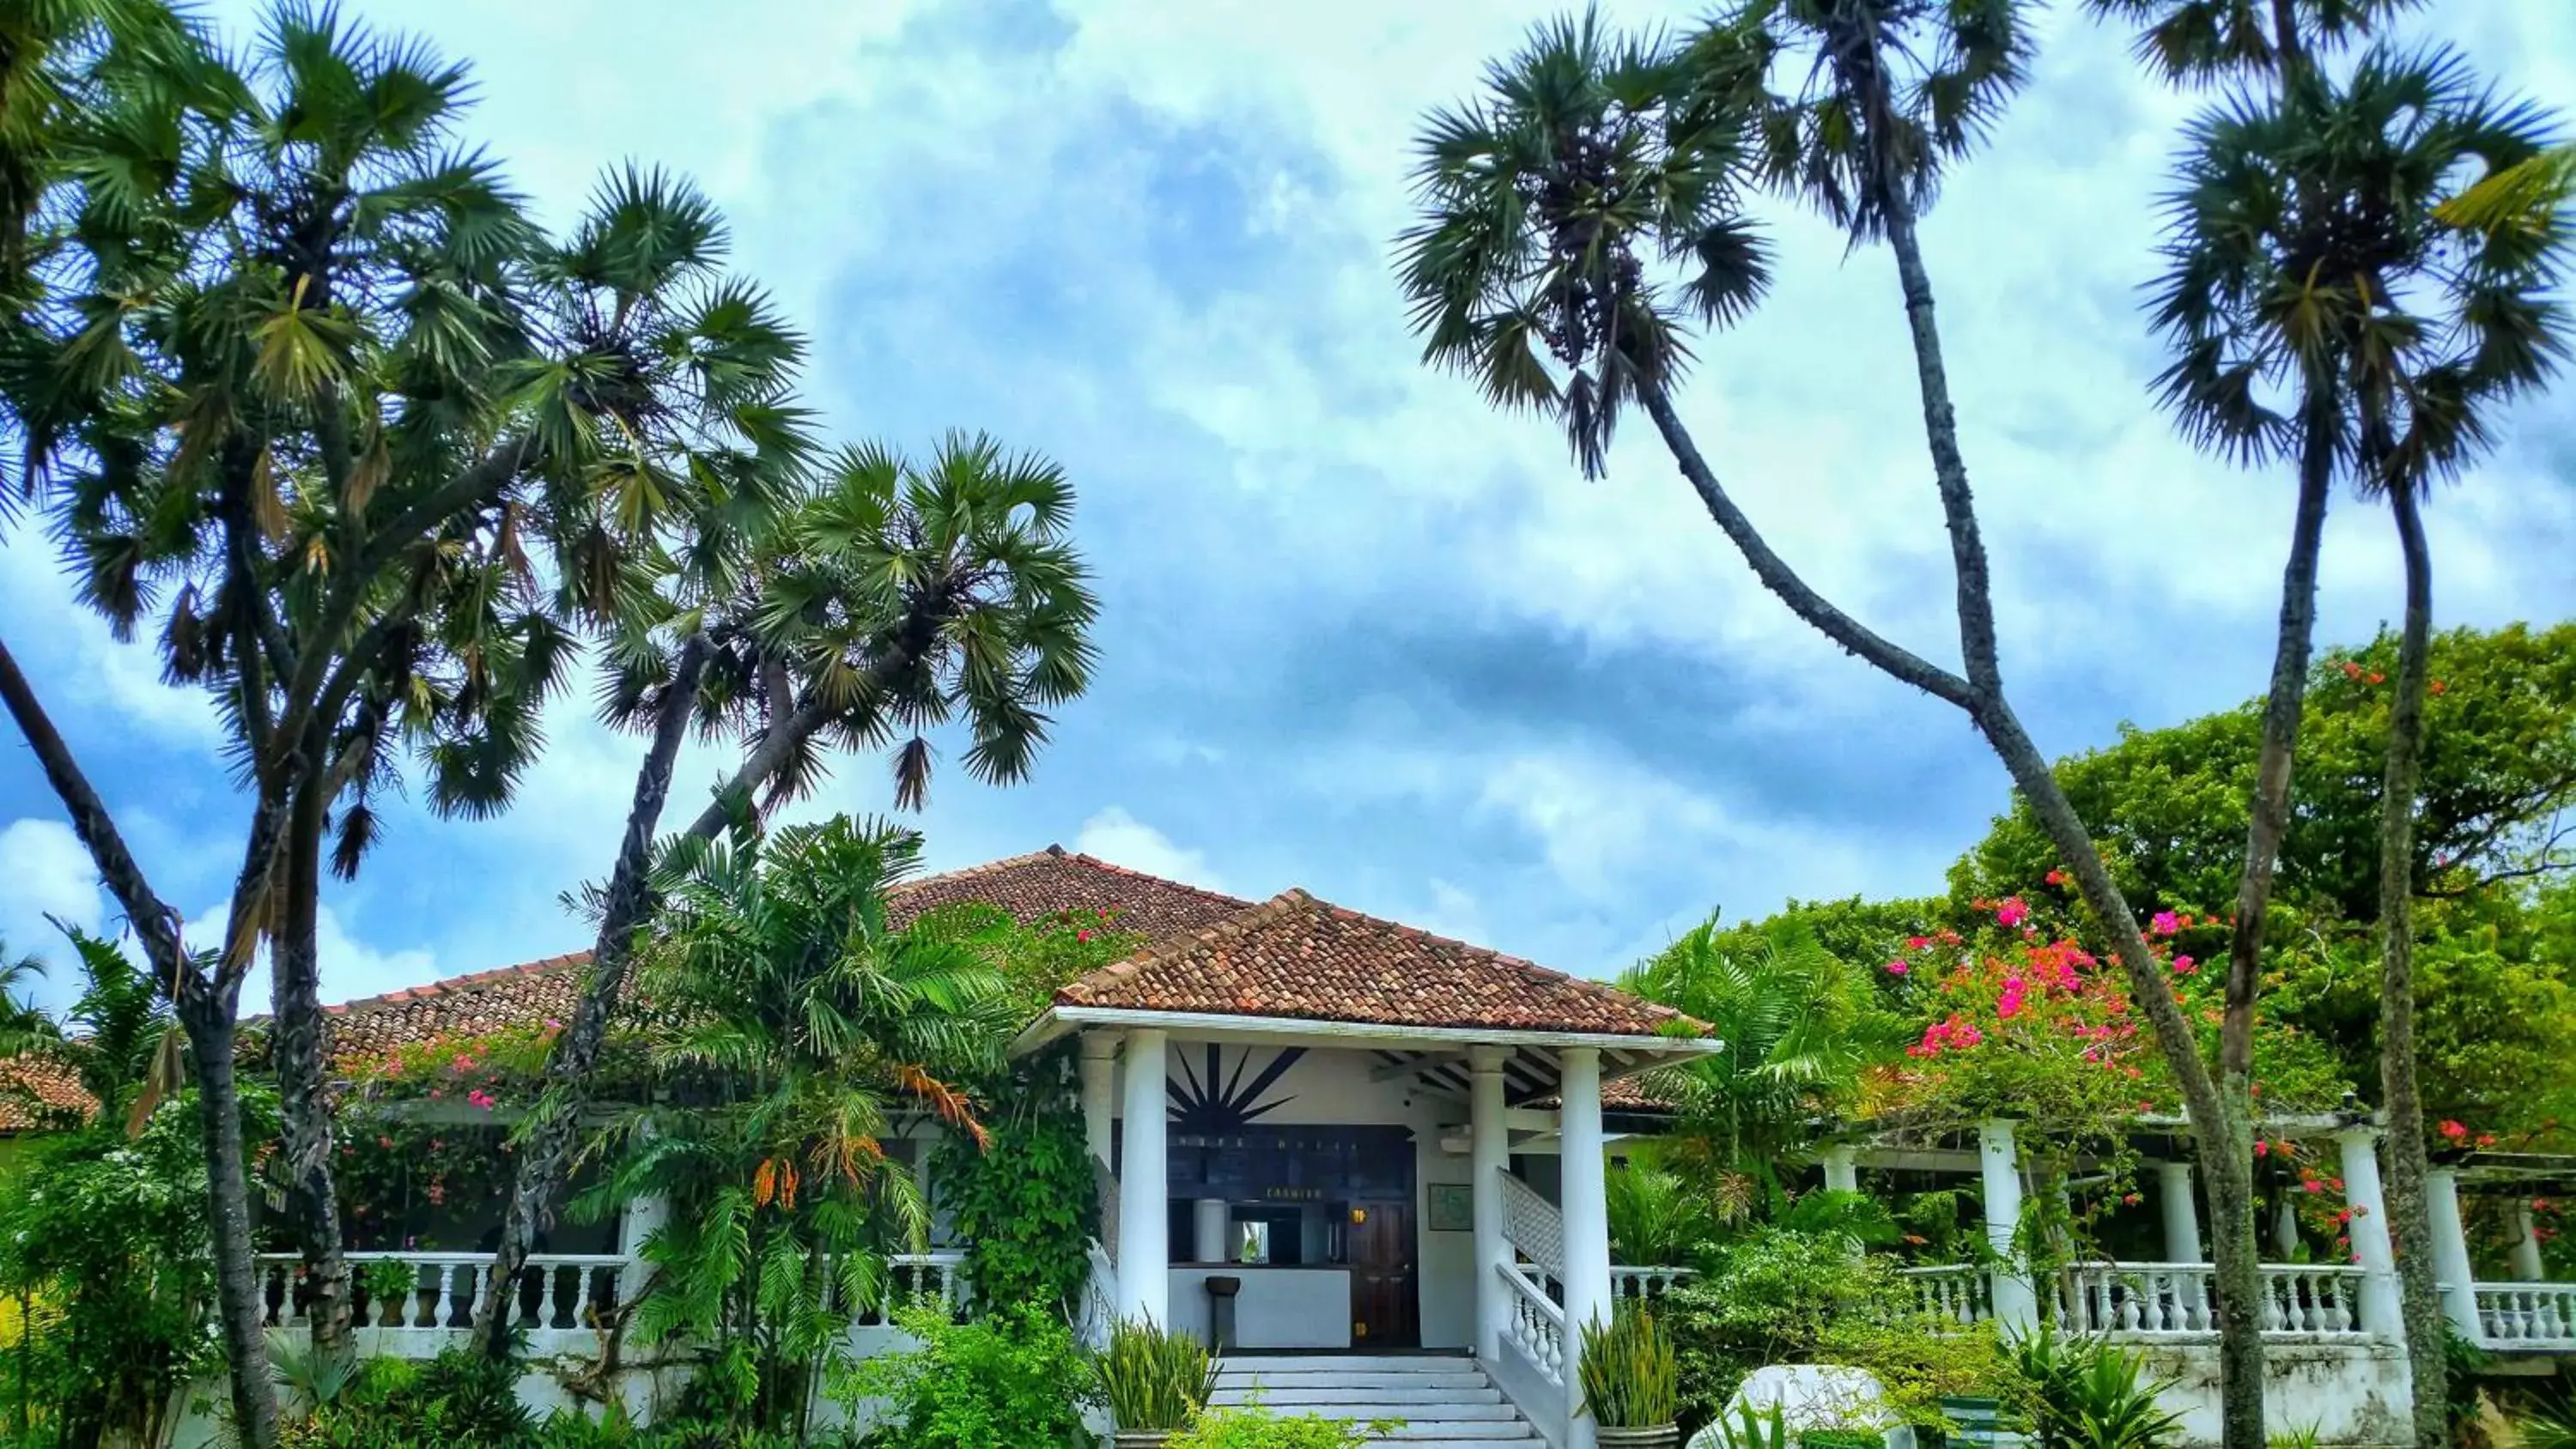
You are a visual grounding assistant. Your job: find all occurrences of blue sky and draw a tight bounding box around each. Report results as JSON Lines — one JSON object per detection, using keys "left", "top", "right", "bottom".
{"left": 3, "top": 0, "right": 2573, "bottom": 1012}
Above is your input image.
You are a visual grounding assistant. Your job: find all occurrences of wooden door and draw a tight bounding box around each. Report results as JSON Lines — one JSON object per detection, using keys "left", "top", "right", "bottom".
{"left": 1347, "top": 1200, "right": 1419, "bottom": 1348}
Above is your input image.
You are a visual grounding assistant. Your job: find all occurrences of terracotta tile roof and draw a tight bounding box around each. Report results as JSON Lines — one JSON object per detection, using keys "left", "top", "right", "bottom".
{"left": 1054, "top": 888, "right": 1704, "bottom": 1039}
{"left": 0, "top": 1055, "right": 98, "bottom": 1131}
{"left": 323, "top": 846, "right": 1252, "bottom": 1064}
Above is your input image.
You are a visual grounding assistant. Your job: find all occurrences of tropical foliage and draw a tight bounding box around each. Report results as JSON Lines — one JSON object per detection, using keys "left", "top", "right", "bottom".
{"left": 578, "top": 816, "right": 1015, "bottom": 1436}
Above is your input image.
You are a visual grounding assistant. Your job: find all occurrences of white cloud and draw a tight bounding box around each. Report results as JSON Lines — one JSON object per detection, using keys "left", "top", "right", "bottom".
{"left": 1075, "top": 807, "right": 1224, "bottom": 890}
{"left": 183, "top": 898, "right": 440, "bottom": 1013}
{"left": 0, "top": 820, "right": 106, "bottom": 1000}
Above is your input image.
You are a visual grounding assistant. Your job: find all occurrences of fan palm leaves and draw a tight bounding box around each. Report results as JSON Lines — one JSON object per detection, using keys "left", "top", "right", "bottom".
{"left": 2151, "top": 45, "right": 2565, "bottom": 487}
{"left": 585, "top": 814, "right": 1015, "bottom": 1434}
{"left": 2086, "top": 0, "right": 2420, "bottom": 84}
{"left": 1394, "top": 9, "right": 1771, "bottom": 479}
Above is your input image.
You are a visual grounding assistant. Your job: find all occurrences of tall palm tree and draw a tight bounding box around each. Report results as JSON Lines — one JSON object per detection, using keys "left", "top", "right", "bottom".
{"left": 1394, "top": 13, "right": 2297, "bottom": 1441}
{"left": 583, "top": 815, "right": 1015, "bottom": 1436}
{"left": 1619, "top": 916, "right": 1896, "bottom": 1219}
{"left": 478, "top": 429, "right": 1098, "bottom": 1348}
{"left": 2085, "top": 0, "right": 2418, "bottom": 85}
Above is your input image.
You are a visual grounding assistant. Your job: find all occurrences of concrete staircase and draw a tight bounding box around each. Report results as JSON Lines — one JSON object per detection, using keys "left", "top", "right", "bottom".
{"left": 1212, "top": 1354, "right": 1540, "bottom": 1446}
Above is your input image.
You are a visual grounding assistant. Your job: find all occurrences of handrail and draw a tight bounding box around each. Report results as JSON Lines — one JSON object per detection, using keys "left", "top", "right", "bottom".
{"left": 1498, "top": 1169, "right": 1564, "bottom": 1278}
{"left": 1498, "top": 1260, "right": 1567, "bottom": 1389}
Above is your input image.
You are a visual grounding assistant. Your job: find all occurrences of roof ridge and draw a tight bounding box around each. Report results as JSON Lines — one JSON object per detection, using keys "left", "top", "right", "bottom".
{"left": 319, "top": 950, "right": 589, "bottom": 1018}
{"left": 1057, "top": 851, "right": 1253, "bottom": 908}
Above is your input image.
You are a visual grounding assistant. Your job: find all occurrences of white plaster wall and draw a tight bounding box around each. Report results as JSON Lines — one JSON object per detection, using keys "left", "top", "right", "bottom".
{"left": 1167, "top": 1267, "right": 1353, "bottom": 1349}
{"left": 2137, "top": 1337, "right": 2414, "bottom": 1449}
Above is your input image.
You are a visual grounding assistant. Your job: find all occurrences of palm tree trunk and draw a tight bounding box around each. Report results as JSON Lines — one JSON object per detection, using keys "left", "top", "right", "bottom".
{"left": 176, "top": 991, "right": 285, "bottom": 1449}
{"left": 2378, "top": 482, "right": 2445, "bottom": 1449}
{"left": 274, "top": 780, "right": 352, "bottom": 1357}
{"left": 1880, "top": 152, "right": 2282, "bottom": 1446}
{"left": 477, "top": 636, "right": 713, "bottom": 1352}
{"left": 0, "top": 634, "right": 281, "bottom": 1449}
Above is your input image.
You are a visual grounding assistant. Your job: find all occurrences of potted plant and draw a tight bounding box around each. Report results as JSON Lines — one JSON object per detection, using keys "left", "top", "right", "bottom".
{"left": 1577, "top": 1302, "right": 1682, "bottom": 1449}
{"left": 1097, "top": 1315, "right": 1220, "bottom": 1447}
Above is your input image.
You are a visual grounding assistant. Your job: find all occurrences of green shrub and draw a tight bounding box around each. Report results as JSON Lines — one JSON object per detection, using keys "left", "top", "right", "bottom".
{"left": 2002, "top": 1332, "right": 2181, "bottom": 1449}
{"left": 1577, "top": 1303, "right": 1680, "bottom": 1428}
{"left": 1170, "top": 1402, "right": 1397, "bottom": 1449}
{"left": 1097, "top": 1317, "right": 1217, "bottom": 1431}
{"left": 1800, "top": 1431, "right": 1888, "bottom": 1449}
{"left": 933, "top": 1043, "right": 1106, "bottom": 1320}
{"left": 835, "top": 1301, "right": 1097, "bottom": 1448}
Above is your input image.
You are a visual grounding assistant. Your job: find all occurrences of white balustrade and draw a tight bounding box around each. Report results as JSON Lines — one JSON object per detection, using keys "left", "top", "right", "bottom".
{"left": 1608, "top": 1265, "right": 1693, "bottom": 1301}
{"left": 1498, "top": 1261, "right": 1567, "bottom": 1388}
{"left": 2473, "top": 1282, "right": 2576, "bottom": 1349}
{"left": 2255, "top": 1264, "right": 2368, "bottom": 1337}
{"left": 1900, "top": 1264, "right": 1994, "bottom": 1327}
{"left": 2053, "top": 1263, "right": 2217, "bottom": 1336}
{"left": 848, "top": 1252, "right": 969, "bottom": 1326}
{"left": 258, "top": 1252, "right": 624, "bottom": 1333}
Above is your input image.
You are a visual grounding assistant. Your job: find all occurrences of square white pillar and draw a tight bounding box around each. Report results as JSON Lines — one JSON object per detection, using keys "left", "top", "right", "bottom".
{"left": 1470, "top": 1046, "right": 1512, "bottom": 1361}
{"left": 1822, "top": 1146, "right": 1859, "bottom": 1195}
{"left": 1558, "top": 1047, "right": 1613, "bottom": 1449}
{"left": 1115, "top": 1028, "right": 1169, "bottom": 1325}
{"left": 2427, "top": 1168, "right": 2486, "bottom": 1338}
{"left": 1979, "top": 1119, "right": 2038, "bottom": 1331}
{"left": 1079, "top": 1033, "right": 1118, "bottom": 1172}
{"left": 2157, "top": 1161, "right": 2203, "bottom": 1264}
{"left": 2333, "top": 1127, "right": 2402, "bottom": 1337}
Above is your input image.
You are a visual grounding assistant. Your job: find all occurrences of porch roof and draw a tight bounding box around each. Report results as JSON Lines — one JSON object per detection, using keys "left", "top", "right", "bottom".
{"left": 1019, "top": 888, "right": 1720, "bottom": 1100}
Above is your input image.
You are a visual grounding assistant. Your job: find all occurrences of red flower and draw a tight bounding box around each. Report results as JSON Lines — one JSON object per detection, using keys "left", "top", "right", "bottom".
{"left": 1996, "top": 897, "right": 2030, "bottom": 928}
{"left": 2342, "top": 661, "right": 2364, "bottom": 679}
{"left": 2439, "top": 1120, "right": 2470, "bottom": 1142}
{"left": 2044, "top": 870, "right": 2066, "bottom": 887}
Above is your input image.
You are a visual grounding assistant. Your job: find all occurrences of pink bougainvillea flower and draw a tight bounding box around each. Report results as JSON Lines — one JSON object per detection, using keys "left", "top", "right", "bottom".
{"left": 2476, "top": 1134, "right": 2497, "bottom": 1149}
{"left": 2255, "top": 1140, "right": 2270, "bottom": 1157}
{"left": 1906, "top": 936, "right": 1930, "bottom": 950}
{"left": 1886, "top": 961, "right": 1910, "bottom": 976}
{"left": 2440, "top": 1120, "right": 2470, "bottom": 1142}
{"left": 2303, "top": 1179, "right": 2325, "bottom": 1194}
{"left": 1076, "top": 928, "right": 1094, "bottom": 943}
{"left": 1996, "top": 897, "right": 2030, "bottom": 928}
{"left": 2044, "top": 869, "right": 2066, "bottom": 887}
{"left": 2342, "top": 661, "right": 2364, "bottom": 680}
{"left": 2172, "top": 955, "right": 2197, "bottom": 975}
{"left": 2149, "top": 911, "right": 2180, "bottom": 937}
{"left": 544, "top": 1019, "right": 563, "bottom": 1031}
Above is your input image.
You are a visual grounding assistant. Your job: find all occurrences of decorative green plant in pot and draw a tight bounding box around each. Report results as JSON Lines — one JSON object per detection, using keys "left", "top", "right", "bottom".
{"left": 1099, "top": 1315, "right": 1222, "bottom": 1446}
{"left": 1579, "top": 1303, "right": 1682, "bottom": 1448}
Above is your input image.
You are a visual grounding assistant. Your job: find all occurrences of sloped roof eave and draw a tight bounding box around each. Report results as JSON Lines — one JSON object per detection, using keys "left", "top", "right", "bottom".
{"left": 1014, "top": 1001, "right": 1722, "bottom": 1066}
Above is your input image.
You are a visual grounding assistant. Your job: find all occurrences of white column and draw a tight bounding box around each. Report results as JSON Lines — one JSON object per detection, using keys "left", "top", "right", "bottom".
{"left": 1194, "top": 1199, "right": 1231, "bottom": 1264}
{"left": 2336, "top": 1127, "right": 2402, "bottom": 1337}
{"left": 1558, "top": 1048, "right": 1613, "bottom": 1449}
{"left": 1823, "top": 1145, "right": 1859, "bottom": 1195}
{"left": 1978, "top": 1119, "right": 2038, "bottom": 1331}
{"left": 2158, "top": 1162, "right": 2203, "bottom": 1264}
{"left": 2512, "top": 1200, "right": 2549, "bottom": 1282}
{"left": 1470, "top": 1046, "right": 1513, "bottom": 1362}
{"left": 1079, "top": 1033, "right": 1118, "bottom": 1171}
{"left": 2427, "top": 1168, "right": 2485, "bottom": 1338}
{"left": 1115, "top": 1028, "right": 1169, "bottom": 1325}
{"left": 2273, "top": 1195, "right": 2303, "bottom": 1258}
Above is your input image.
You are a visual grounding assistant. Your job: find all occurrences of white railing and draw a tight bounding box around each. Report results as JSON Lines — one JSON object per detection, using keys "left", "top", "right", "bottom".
{"left": 2056, "top": 1263, "right": 2215, "bottom": 1336}
{"left": 1609, "top": 1265, "right": 1693, "bottom": 1300}
{"left": 2474, "top": 1282, "right": 2576, "bottom": 1349}
{"left": 1499, "top": 1261, "right": 1567, "bottom": 1388}
{"left": 258, "top": 1252, "right": 624, "bottom": 1332}
{"left": 2257, "top": 1264, "right": 2369, "bottom": 1336}
{"left": 260, "top": 1249, "right": 965, "bottom": 1335}
{"left": 1901, "top": 1264, "right": 1993, "bottom": 1327}
{"left": 1499, "top": 1170, "right": 1564, "bottom": 1277}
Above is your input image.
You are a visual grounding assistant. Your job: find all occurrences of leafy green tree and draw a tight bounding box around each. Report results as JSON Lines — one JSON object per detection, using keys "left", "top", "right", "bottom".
{"left": 582, "top": 815, "right": 1018, "bottom": 1436}
{"left": 1621, "top": 916, "right": 1899, "bottom": 1219}
{"left": 483, "top": 430, "right": 1098, "bottom": 1349}
{"left": 1395, "top": 9, "right": 2289, "bottom": 1437}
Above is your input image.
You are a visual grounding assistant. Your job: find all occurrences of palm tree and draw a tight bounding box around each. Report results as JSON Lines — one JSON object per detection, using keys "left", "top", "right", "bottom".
{"left": 582, "top": 815, "right": 1015, "bottom": 1436}
{"left": 1394, "top": 14, "right": 2299, "bottom": 1442}
{"left": 2159, "top": 46, "right": 2565, "bottom": 1446}
{"left": 1620, "top": 916, "right": 1897, "bottom": 1221}
{"left": 477, "top": 428, "right": 1097, "bottom": 1347}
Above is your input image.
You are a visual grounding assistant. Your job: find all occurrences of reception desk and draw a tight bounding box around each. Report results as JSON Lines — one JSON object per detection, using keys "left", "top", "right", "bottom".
{"left": 1167, "top": 1266, "right": 1352, "bottom": 1349}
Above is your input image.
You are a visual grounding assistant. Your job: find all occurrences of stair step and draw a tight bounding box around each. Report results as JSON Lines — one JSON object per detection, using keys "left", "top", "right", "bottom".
{"left": 1220, "top": 1371, "right": 1490, "bottom": 1391}
{"left": 1220, "top": 1355, "right": 1473, "bottom": 1372}
{"left": 1212, "top": 1399, "right": 1522, "bottom": 1422}
{"left": 1214, "top": 1386, "right": 1504, "bottom": 1407}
